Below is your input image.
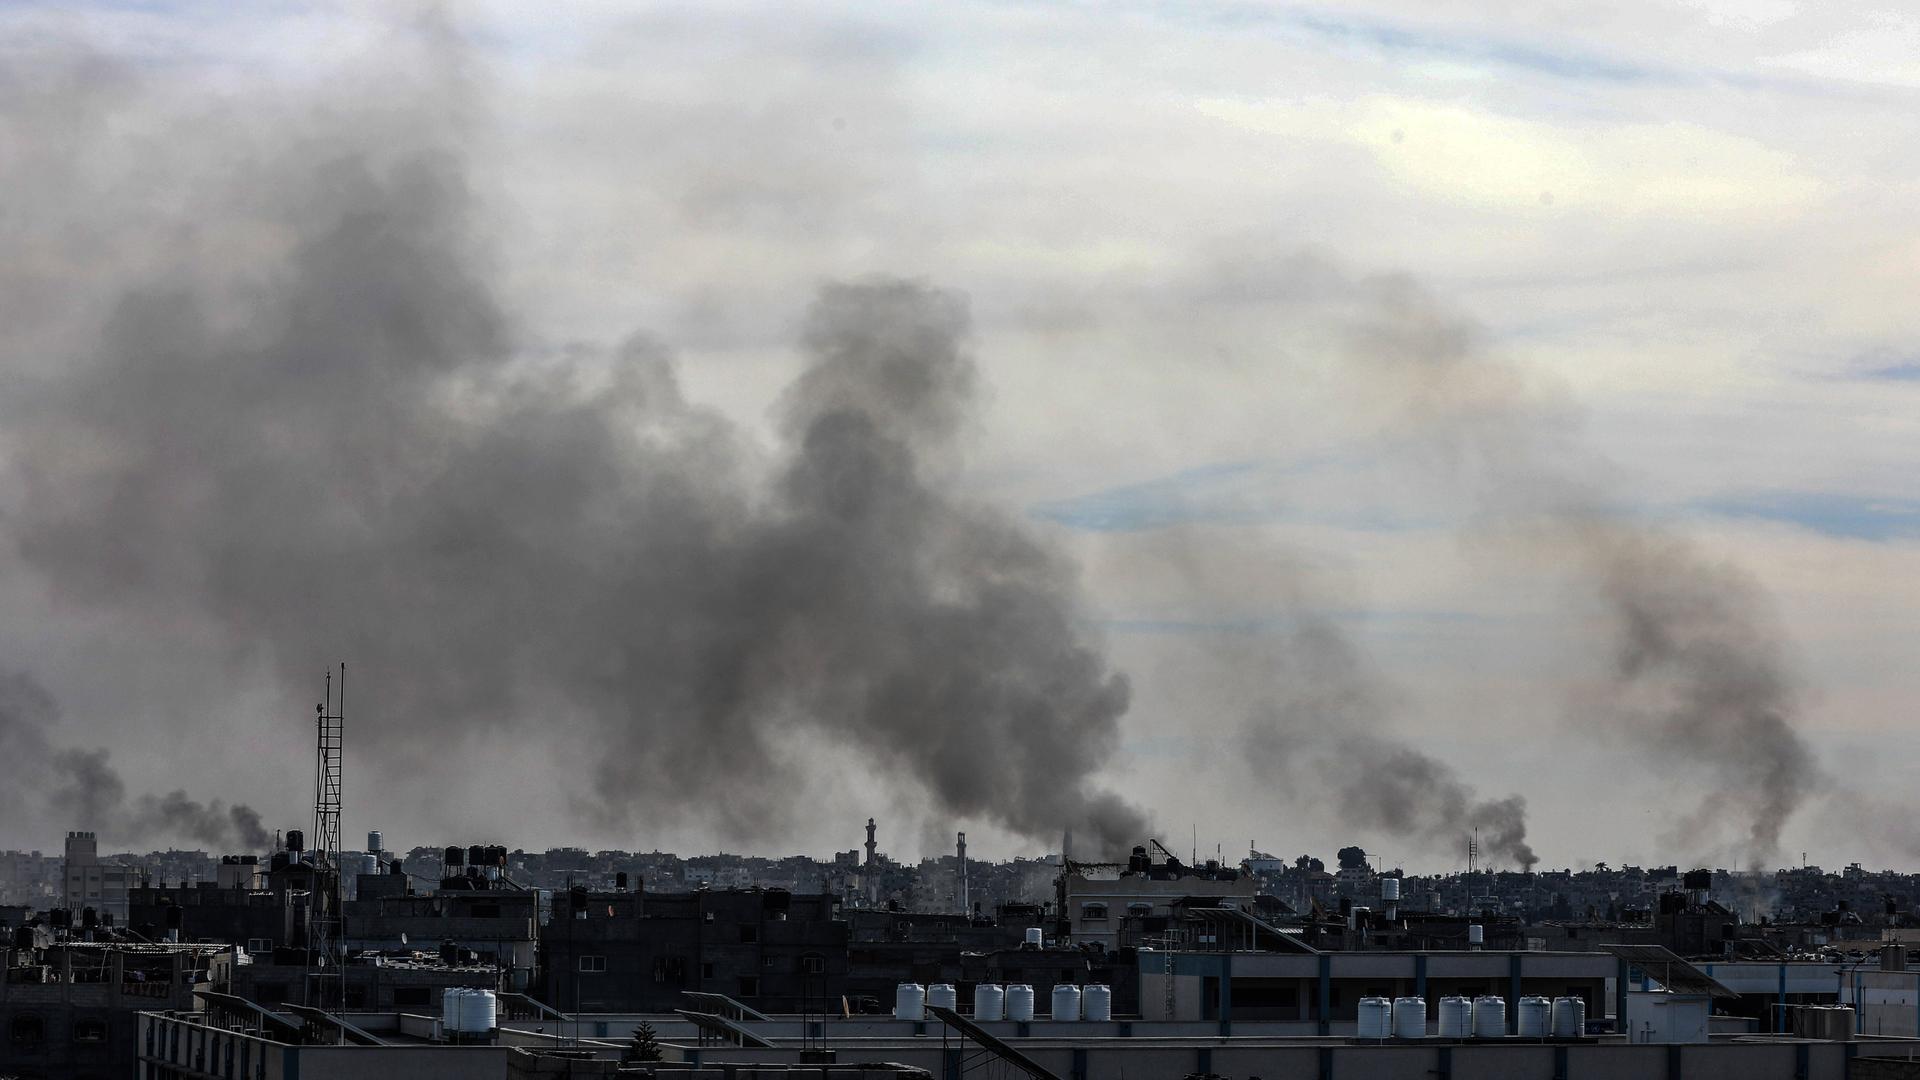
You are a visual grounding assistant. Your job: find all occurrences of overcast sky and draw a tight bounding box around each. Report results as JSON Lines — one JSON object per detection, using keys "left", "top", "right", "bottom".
{"left": 2, "top": 1, "right": 1917, "bottom": 873}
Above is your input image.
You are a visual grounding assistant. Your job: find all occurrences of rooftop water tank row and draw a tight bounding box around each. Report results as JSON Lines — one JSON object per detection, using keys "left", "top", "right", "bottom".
{"left": 894, "top": 983, "right": 925, "bottom": 1021}
{"left": 928, "top": 984, "right": 957, "bottom": 1012}
{"left": 974, "top": 984, "right": 1005, "bottom": 1021}
{"left": 1051, "top": 985, "right": 1080, "bottom": 1021}
{"left": 1007, "top": 984, "right": 1035, "bottom": 1022}
{"left": 441, "top": 988, "right": 497, "bottom": 1035}
{"left": 1361, "top": 996, "right": 1520, "bottom": 1039}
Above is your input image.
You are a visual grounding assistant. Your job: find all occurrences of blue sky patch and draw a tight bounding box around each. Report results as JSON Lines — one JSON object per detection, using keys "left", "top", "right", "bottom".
{"left": 1695, "top": 492, "right": 1920, "bottom": 541}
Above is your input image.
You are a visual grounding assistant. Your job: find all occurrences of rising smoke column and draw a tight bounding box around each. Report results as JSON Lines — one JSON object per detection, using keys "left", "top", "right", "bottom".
{"left": 1236, "top": 615, "right": 1538, "bottom": 869}
{"left": 0, "top": 669, "right": 270, "bottom": 849}
{"left": 1328, "top": 269, "right": 1819, "bottom": 866}
{"left": 0, "top": 38, "right": 1147, "bottom": 854}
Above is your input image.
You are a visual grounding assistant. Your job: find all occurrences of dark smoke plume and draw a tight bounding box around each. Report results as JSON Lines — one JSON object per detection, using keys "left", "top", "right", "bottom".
{"left": 0, "top": 46, "right": 1146, "bottom": 855}
{"left": 1326, "top": 269, "right": 1819, "bottom": 866}
{"left": 0, "top": 670, "right": 271, "bottom": 850}
{"left": 1237, "top": 617, "right": 1538, "bottom": 869}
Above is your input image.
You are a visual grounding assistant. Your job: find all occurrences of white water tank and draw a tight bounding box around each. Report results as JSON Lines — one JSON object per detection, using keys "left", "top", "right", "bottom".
{"left": 1083, "top": 984, "right": 1112, "bottom": 1022}
{"left": 1551, "top": 997, "right": 1586, "bottom": 1038}
{"left": 1024, "top": 927, "right": 1043, "bottom": 948}
{"left": 1438, "top": 996, "right": 1472, "bottom": 1038}
{"left": 895, "top": 983, "right": 926, "bottom": 1021}
{"left": 1007, "top": 984, "right": 1035, "bottom": 1022}
{"left": 1051, "top": 984, "right": 1082, "bottom": 1021}
{"left": 459, "top": 989, "right": 497, "bottom": 1034}
{"left": 1473, "top": 996, "right": 1507, "bottom": 1038}
{"left": 1381, "top": 878, "right": 1401, "bottom": 902}
{"left": 1517, "top": 996, "right": 1552, "bottom": 1037}
{"left": 441, "top": 987, "right": 467, "bottom": 1031}
{"left": 928, "top": 984, "right": 958, "bottom": 1011}
{"left": 1357, "top": 997, "right": 1393, "bottom": 1039}
{"left": 1392, "top": 996, "right": 1427, "bottom": 1039}
{"left": 1467, "top": 924, "right": 1485, "bottom": 947}
{"left": 974, "top": 984, "right": 1005, "bottom": 1021}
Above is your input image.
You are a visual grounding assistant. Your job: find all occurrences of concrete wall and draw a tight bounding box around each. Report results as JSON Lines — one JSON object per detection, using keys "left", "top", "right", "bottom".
{"left": 689, "top": 1038, "right": 1860, "bottom": 1080}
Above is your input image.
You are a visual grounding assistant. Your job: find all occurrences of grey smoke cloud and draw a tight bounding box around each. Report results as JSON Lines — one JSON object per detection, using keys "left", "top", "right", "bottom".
{"left": 1323, "top": 269, "right": 1820, "bottom": 867}
{"left": 1236, "top": 616, "right": 1539, "bottom": 870}
{"left": 0, "top": 44, "right": 1146, "bottom": 856}
{"left": 0, "top": 670, "right": 271, "bottom": 850}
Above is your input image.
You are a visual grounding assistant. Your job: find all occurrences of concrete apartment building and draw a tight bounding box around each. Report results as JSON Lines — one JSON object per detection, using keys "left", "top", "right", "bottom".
{"left": 541, "top": 886, "right": 848, "bottom": 1013}
{"left": 1, "top": 939, "right": 232, "bottom": 1080}
{"left": 63, "top": 832, "right": 137, "bottom": 926}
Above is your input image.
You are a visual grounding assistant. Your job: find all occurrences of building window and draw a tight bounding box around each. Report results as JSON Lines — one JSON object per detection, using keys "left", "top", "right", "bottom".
{"left": 702, "top": 963, "right": 715, "bottom": 979}
{"left": 738, "top": 977, "right": 760, "bottom": 997}
{"left": 1127, "top": 903, "right": 1153, "bottom": 917}
{"left": 245, "top": 938, "right": 272, "bottom": 954}
{"left": 393, "top": 987, "right": 431, "bottom": 1008}
{"left": 74, "top": 1018, "right": 109, "bottom": 1042}
{"left": 10, "top": 1015, "right": 44, "bottom": 1044}
{"left": 578, "top": 955, "right": 607, "bottom": 973}
{"left": 1080, "top": 903, "right": 1109, "bottom": 921}
{"left": 740, "top": 925, "right": 759, "bottom": 943}
{"left": 801, "top": 953, "right": 826, "bottom": 974}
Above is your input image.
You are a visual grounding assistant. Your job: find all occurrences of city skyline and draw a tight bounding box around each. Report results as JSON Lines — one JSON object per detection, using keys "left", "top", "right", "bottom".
{"left": 1, "top": 3, "right": 1916, "bottom": 873}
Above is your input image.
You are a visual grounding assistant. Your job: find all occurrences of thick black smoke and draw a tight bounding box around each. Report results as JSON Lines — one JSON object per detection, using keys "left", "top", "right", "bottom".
{"left": 1330, "top": 270, "right": 1819, "bottom": 866}
{"left": 1237, "top": 617, "right": 1538, "bottom": 869}
{"left": 0, "top": 670, "right": 271, "bottom": 850}
{"left": 0, "top": 49, "right": 1146, "bottom": 855}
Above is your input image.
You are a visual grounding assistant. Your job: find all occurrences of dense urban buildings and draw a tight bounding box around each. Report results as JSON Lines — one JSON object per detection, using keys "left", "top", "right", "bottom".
{"left": 11, "top": 821, "right": 1920, "bottom": 1079}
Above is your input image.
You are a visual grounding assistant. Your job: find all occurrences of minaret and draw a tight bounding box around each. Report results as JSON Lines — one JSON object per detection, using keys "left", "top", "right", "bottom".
{"left": 956, "top": 831, "right": 969, "bottom": 912}
{"left": 864, "top": 817, "right": 879, "bottom": 907}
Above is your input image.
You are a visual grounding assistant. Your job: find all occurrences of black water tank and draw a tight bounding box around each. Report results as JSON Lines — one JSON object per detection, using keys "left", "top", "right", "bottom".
{"left": 467, "top": 845, "right": 486, "bottom": 867}
{"left": 1682, "top": 868, "right": 1712, "bottom": 891}
{"left": 487, "top": 845, "right": 507, "bottom": 867}
{"left": 81, "top": 907, "right": 98, "bottom": 930}
{"left": 390, "top": 859, "right": 405, "bottom": 876}
{"left": 615, "top": 872, "right": 628, "bottom": 890}
{"left": 445, "top": 846, "right": 464, "bottom": 867}
{"left": 164, "top": 907, "right": 183, "bottom": 930}
{"left": 570, "top": 885, "right": 588, "bottom": 912}
{"left": 286, "top": 829, "right": 305, "bottom": 853}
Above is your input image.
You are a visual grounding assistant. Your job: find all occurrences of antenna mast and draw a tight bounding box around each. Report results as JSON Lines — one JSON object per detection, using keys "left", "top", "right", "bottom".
{"left": 308, "top": 663, "right": 345, "bottom": 1018}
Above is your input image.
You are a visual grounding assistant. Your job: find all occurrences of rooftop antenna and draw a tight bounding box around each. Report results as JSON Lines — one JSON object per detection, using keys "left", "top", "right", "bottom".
{"left": 306, "top": 663, "right": 345, "bottom": 1025}
{"left": 1191, "top": 824, "right": 1197, "bottom": 866}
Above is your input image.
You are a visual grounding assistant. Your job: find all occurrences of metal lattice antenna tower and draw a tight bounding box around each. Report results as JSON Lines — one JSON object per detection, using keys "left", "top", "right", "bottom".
{"left": 309, "top": 663, "right": 345, "bottom": 1017}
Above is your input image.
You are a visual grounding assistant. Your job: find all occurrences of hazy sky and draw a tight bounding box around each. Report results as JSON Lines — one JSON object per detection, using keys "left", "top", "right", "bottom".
{"left": 2, "top": 1, "right": 1917, "bottom": 873}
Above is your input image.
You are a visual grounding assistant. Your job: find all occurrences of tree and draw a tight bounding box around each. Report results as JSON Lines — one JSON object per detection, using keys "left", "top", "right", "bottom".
{"left": 623, "top": 1021, "right": 663, "bottom": 1064}
{"left": 1337, "top": 846, "right": 1368, "bottom": 870}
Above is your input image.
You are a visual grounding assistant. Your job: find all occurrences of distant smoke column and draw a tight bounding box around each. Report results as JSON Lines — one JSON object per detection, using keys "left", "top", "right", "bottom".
{"left": 1327, "top": 266, "right": 1816, "bottom": 866}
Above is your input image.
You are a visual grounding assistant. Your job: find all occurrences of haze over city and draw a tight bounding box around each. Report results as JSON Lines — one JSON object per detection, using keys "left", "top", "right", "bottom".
{"left": 3, "top": 0, "right": 1918, "bottom": 875}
